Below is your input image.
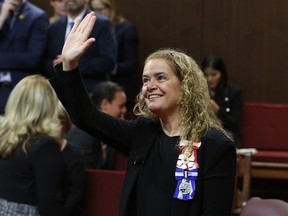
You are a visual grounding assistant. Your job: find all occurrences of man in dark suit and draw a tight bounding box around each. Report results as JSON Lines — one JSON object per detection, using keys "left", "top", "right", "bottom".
{"left": 65, "top": 81, "right": 128, "bottom": 169}
{"left": 0, "top": 0, "right": 49, "bottom": 114}
{"left": 44, "top": 0, "right": 117, "bottom": 92}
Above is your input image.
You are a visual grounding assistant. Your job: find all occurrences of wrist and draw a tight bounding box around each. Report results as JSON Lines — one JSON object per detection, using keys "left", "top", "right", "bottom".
{"left": 63, "top": 60, "right": 78, "bottom": 71}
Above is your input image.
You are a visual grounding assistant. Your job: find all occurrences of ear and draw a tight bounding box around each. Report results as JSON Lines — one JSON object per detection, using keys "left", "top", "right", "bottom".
{"left": 100, "top": 98, "right": 109, "bottom": 111}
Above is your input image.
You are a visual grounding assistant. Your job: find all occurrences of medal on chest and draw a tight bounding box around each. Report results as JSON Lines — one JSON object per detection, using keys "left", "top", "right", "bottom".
{"left": 173, "top": 140, "right": 201, "bottom": 201}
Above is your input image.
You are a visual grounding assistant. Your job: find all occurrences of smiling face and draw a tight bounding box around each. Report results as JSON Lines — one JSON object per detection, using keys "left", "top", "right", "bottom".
{"left": 142, "top": 59, "right": 181, "bottom": 117}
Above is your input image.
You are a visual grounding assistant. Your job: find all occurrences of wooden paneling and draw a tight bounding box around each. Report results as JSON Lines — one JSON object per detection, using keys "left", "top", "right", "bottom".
{"left": 30, "top": 0, "right": 288, "bottom": 103}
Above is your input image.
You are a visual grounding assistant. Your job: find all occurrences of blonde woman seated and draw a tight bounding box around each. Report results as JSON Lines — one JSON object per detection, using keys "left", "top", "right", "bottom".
{"left": 0, "top": 75, "right": 66, "bottom": 215}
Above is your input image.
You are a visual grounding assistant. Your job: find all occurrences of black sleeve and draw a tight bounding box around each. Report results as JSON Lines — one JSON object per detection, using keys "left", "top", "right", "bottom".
{"left": 50, "top": 65, "right": 135, "bottom": 152}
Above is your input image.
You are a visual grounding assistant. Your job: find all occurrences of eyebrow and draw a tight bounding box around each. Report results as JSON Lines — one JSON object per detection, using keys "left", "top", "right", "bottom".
{"left": 142, "top": 72, "right": 166, "bottom": 77}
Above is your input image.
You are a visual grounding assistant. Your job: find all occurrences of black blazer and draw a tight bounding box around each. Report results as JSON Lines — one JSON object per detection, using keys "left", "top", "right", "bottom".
{"left": 52, "top": 66, "right": 236, "bottom": 216}
{"left": 214, "top": 81, "right": 243, "bottom": 146}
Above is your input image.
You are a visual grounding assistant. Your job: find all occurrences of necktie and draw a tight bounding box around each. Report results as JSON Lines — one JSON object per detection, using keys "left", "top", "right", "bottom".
{"left": 65, "top": 21, "right": 74, "bottom": 40}
{"left": 69, "top": 21, "right": 74, "bottom": 32}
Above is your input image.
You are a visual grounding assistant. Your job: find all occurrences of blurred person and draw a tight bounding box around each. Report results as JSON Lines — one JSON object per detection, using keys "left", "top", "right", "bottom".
{"left": 0, "top": 74, "right": 65, "bottom": 215}
{"left": 51, "top": 13, "right": 236, "bottom": 216}
{"left": 65, "top": 81, "right": 127, "bottom": 169}
{"left": 44, "top": 0, "right": 117, "bottom": 92}
{"left": 49, "top": 0, "right": 68, "bottom": 23}
{"left": 58, "top": 103, "right": 85, "bottom": 216}
{"left": 0, "top": 0, "right": 49, "bottom": 114}
{"left": 201, "top": 53, "right": 243, "bottom": 148}
{"left": 90, "top": 0, "right": 139, "bottom": 110}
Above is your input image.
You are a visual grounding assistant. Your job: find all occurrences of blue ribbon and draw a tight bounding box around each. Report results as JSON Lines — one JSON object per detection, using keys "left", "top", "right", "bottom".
{"left": 173, "top": 167, "right": 198, "bottom": 201}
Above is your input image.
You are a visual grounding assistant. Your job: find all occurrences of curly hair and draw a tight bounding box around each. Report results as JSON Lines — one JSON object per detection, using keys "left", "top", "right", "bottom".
{"left": 0, "top": 75, "right": 63, "bottom": 157}
{"left": 134, "top": 48, "right": 227, "bottom": 150}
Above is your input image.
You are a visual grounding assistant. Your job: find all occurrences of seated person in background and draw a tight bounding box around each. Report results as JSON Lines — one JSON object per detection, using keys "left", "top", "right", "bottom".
{"left": 58, "top": 103, "right": 85, "bottom": 216}
{"left": 49, "top": 0, "right": 67, "bottom": 23}
{"left": 90, "top": 0, "right": 139, "bottom": 110}
{"left": 65, "top": 81, "right": 128, "bottom": 169}
{"left": 0, "top": 74, "right": 65, "bottom": 215}
{"left": 201, "top": 53, "right": 243, "bottom": 148}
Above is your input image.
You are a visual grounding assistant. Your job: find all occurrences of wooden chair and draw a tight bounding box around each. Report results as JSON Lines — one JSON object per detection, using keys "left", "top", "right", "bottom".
{"left": 232, "top": 151, "right": 252, "bottom": 215}
{"left": 240, "top": 102, "right": 288, "bottom": 180}
{"left": 240, "top": 197, "right": 288, "bottom": 216}
{"left": 84, "top": 169, "right": 126, "bottom": 216}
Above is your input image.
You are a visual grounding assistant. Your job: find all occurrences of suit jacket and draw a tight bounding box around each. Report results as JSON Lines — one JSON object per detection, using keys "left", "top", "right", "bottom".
{"left": 52, "top": 66, "right": 236, "bottom": 216}
{"left": 0, "top": 1, "right": 48, "bottom": 113}
{"left": 44, "top": 9, "right": 117, "bottom": 92}
{"left": 111, "top": 20, "right": 139, "bottom": 103}
{"left": 0, "top": 1, "right": 48, "bottom": 82}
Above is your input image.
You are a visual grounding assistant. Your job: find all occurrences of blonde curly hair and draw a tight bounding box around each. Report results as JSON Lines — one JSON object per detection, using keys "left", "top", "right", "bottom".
{"left": 134, "top": 48, "right": 227, "bottom": 150}
{"left": 0, "top": 75, "right": 63, "bottom": 157}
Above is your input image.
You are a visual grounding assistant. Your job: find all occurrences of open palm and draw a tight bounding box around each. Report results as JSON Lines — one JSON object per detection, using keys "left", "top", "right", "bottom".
{"left": 61, "top": 12, "right": 96, "bottom": 71}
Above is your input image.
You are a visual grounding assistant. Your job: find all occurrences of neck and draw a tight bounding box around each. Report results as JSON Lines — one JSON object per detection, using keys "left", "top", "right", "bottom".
{"left": 68, "top": 7, "right": 86, "bottom": 20}
{"left": 160, "top": 116, "right": 180, "bottom": 137}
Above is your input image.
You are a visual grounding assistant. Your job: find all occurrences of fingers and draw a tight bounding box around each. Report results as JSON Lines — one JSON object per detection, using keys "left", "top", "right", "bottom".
{"left": 73, "top": 12, "right": 96, "bottom": 34}
{"left": 70, "top": 18, "right": 80, "bottom": 33}
{"left": 80, "top": 12, "right": 96, "bottom": 33}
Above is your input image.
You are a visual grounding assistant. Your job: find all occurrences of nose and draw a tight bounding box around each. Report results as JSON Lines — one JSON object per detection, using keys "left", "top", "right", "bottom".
{"left": 146, "top": 79, "right": 157, "bottom": 91}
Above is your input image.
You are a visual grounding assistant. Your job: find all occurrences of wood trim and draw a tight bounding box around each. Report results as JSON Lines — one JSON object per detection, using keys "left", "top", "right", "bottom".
{"left": 251, "top": 162, "right": 288, "bottom": 179}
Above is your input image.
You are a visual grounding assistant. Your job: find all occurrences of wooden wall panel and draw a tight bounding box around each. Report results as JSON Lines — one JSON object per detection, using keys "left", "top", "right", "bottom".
{"left": 118, "top": 0, "right": 203, "bottom": 93}
{"left": 201, "top": 0, "right": 288, "bottom": 103}
{"left": 29, "top": 0, "right": 288, "bottom": 103}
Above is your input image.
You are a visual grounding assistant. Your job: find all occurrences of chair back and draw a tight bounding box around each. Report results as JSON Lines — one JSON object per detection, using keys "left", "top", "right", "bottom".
{"left": 232, "top": 152, "right": 252, "bottom": 214}
{"left": 240, "top": 197, "right": 288, "bottom": 216}
{"left": 84, "top": 169, "right": 126, "bottom": 216}
{"left": 240, "top": 102, "right": 288, "bottom": 150}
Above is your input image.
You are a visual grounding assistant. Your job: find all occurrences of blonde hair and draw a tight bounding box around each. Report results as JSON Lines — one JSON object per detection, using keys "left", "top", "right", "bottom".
{"left": 134, "top": 48, "right": 227, "bottom": 150}
{"left": 58, "top": 101, "right": 72, "bottom": 135}
{"left": 0, "top": 75, "right": 63, "bottom": 157}
{"left": 94, "top": 0, "right": 125, "bottom": 25}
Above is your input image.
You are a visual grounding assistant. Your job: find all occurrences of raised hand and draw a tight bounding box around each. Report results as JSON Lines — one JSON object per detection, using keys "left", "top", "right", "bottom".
{"left": 61, "top": 12, "right": 96, "bottom": 71}
{"left": 0, "top": 0, "right": 18, "bottom": 29}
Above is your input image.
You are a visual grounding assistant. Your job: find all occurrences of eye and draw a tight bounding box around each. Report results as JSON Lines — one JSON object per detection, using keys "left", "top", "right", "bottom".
{"left": 142, "top": 77, "right": 149, "bottom": 84}
{"left": 156, "top": 74, "right": 167, "bottom": 81}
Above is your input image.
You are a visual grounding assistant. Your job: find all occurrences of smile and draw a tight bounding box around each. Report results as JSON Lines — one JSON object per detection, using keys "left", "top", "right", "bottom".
{"left": 148, "top": 94, "right": 162, "bottom": 99}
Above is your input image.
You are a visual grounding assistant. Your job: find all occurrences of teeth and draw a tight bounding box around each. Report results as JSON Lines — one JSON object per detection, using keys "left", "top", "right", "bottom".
{"left": 149, "top": 95, "right": 161, "bottom": 99}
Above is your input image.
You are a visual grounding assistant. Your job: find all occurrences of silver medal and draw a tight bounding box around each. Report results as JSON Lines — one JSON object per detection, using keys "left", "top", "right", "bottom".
{"left": 179, "top": 181, "right": 192, "bottom": 194}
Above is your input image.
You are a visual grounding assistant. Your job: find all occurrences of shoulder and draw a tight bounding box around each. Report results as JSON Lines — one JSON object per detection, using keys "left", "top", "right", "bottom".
{"left": 227, "top": 81, "right": 242, "bottom": 94}
{"left": 201, "top": 128, "right": 235, "bottom": 154}
{"left": 116, "top": 20, "right": 137, "bottom": 35}
{"left": 49, "top": 16, "right": 66, "bottom": 28}
{"left": 116, "top": 20, "right": 136, "bottom": 29}
{"left": 199, "top": 128, "right": 236, "bottom": 166}
{"left": 28, "top": 135, "right": 60, "bottom": 153}
{"left": 25, "top": 2, "right": 47, "bottom": 17}
{"left": 135, "top": 116, "right": 159, "bottom": 128}
{"left": 95, "top": 13, "right": 112, "bottom": 26}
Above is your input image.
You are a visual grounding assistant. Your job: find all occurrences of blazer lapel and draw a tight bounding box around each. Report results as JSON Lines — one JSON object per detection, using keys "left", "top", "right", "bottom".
{"left": 8, "top": 2, "right": 27, "bottom": 40}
